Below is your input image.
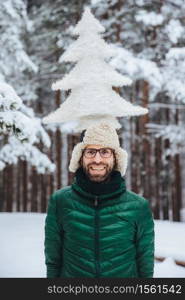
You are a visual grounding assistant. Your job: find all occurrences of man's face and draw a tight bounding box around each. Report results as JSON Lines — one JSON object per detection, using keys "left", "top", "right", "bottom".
{"left": 81, "top": 144, "right": 115, "bottom": 182}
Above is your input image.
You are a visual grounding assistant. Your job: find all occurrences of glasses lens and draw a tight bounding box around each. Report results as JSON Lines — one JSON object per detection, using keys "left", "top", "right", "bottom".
{"left": 99, "top": 148, "right": 112, "bottom": 158}
{"left": 84, "top": 149, "right": 96, "bottom": 158}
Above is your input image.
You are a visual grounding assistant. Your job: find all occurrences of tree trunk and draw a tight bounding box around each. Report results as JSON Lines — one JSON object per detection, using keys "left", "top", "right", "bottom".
{"left": 56, "top": 128, "right": 62, "bottom": 189}
{"left": 163, "top": 138, "right": 170, "bottom": 220}
{"left": 162, "top": 108, "right": 170, "bottom": 220}
{"left": 154, "top": 137, "right": 161, "bottom": 219}
{"left": 48, "top": 130, "right": 55, "bottom": 197}
{"left": 16, "top": 160, "right": 21, "bottom": 211}
{"left": 130, "top": 80, "right": 140, "bottom": 193}
{"left": 61, "top": 132, "right": 68, "bottom": 187}
{"left": 68, "top": 134, "right": 74, "bottom": 185}
{"left": 31, "top": 167, "right": 38, "bottom": 212}
{"left": 140, "top": 80, "right": 151, "bottom": 199}
{"left": 41, "top": 174, "right": 47, "bottom": 212}
{"left": 5, "top": 165, "right": 13, "bottom": 212}
{"left": 172, "top": 108, "right": 182, "bottom": 221}
{"left": 55, "top": 90, "right": 62, "bottom": 189}
{"left": 0, "top": 169, "right": 6, "bottom": 211}
{"left": 22, "top": 160, "right": 28, "bottom": 212}
{"left": 173, "top": 154, "right": 181, "bottom": 221}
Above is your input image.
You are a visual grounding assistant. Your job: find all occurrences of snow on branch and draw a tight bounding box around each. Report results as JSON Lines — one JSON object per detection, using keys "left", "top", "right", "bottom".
{"left": 146, "top": 123, "right": 185, "bottom": 156}
{"left": 110, "top": 46, "right": 162, "bottom": 101}
{"left": 0, "top": 137, "right": 55, "bottom": 174}
{"left": 162, "top": 47, "right": 185, "bottom": 103}
{"left": 135, "top": 10, "right": 164, "bottom": 26}
{"left": 0, "top": 82, "right": 22, "bottom": 111}
{"left": 0, "top": 82, "right": 55, "bottom": 173}
{"left": 164, "top": 20, "right": 184, "bottom": 44}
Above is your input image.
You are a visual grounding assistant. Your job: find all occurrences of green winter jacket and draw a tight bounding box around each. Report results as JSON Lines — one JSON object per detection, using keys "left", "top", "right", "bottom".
{"left": 44, "top": 170, "right": 154, "bottom": 278}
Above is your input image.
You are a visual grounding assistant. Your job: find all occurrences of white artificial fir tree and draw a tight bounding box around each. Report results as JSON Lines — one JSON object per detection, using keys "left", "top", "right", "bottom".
{"left": 43, "top": 8, "right": 148, "bottom": 130}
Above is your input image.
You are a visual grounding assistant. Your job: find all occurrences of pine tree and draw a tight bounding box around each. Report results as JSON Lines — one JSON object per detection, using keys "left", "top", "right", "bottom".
{"left": 0, "top": 82, "right": 55, "bottom": 173}
{"left": 0, "top": 1, "right": 55, "bottom": 174}
{"left": 28, "top": 0, "right": 82, "bottom": 114}
{"left": 0, "top": 0, "right": 38, "bottom": 100}
{"left": 0, "top": 82, "right": 29, "bottom": 141}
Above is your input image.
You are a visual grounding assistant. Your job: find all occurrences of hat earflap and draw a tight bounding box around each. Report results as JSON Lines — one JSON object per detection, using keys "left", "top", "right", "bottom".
{"left": 114, "top": 148, "right": 128, "bottom": 176}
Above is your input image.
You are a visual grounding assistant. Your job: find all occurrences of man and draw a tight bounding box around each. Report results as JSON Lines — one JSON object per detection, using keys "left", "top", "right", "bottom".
{"left": 44, "top": 122, "right": 155, "bottom": 278}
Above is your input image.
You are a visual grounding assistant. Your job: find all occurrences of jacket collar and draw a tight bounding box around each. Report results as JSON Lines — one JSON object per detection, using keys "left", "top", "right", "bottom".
{"left": 71, "top": 167, "right": 127, "bottom": 208}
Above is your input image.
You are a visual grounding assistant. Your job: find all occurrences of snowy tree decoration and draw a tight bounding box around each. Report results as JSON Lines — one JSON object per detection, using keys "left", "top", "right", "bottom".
{"left": 43, "top": 8, "right": 148, "bottom": 129}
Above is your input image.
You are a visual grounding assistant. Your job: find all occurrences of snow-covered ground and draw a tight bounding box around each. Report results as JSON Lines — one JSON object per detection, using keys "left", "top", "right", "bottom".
{"left": 0, "top": 213, "right": 185, "bottom": 278}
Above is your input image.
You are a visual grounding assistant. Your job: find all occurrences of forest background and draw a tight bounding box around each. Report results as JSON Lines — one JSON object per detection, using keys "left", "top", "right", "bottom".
{"left": 0, "top": 0, "right": 185, "bottom": 222}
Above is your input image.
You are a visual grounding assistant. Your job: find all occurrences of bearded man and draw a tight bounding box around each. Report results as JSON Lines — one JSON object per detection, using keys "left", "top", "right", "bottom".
{"left": 44, "top": 122, "right": 154, "bottom": 278}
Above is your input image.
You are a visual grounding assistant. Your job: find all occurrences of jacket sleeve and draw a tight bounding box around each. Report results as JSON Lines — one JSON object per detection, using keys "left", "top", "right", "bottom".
{"left": 135, "top": 200, "right": 155, "bottom": 278}
{"left": 44, "top": 193, "right": 63, "bottom": 278}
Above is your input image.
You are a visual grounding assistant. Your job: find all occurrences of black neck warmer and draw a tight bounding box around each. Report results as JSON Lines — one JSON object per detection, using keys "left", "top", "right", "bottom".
{"left": 75, "top": 167, "right": 126, "bottom": 196}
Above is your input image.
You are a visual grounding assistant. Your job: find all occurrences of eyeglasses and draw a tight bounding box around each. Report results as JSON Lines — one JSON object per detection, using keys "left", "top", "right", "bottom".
{"left": 83, "top": 148, "right": 114, "bottom": 158}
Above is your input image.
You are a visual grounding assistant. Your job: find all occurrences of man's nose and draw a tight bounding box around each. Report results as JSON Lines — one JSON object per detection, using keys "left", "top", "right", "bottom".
{"left": 93, "top": 151, "right": 102, "bottom": 163}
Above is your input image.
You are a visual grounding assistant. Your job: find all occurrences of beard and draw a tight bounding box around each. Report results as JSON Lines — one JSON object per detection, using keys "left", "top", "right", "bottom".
{"left": 82, "top": 162, "right": 115, "bottom": 183}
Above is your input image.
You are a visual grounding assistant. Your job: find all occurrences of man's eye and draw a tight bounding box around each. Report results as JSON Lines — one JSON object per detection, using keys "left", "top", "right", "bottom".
{"left": 101, "top": 149, "right": 109, "bottom": 154}
{"left": 86, "top": 149, "right": 95, "bottom": 155}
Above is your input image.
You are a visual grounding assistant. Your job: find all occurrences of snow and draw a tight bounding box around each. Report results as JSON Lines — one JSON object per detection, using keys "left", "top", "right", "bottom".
{"left": 154, "top": 220, "right": 185, "bottom": 263}
{"left": 0, "top": 137, "right": 55, "bottom": 173}
{"left": 146, "top": 123, "right": 185, "bottom": 156}
{"left": 0, "top": 82, "right": 55, "bottom": 174}
{"left": 0, "top": 213, "right": 45, "bottom": 278}
{"left": 0, "top": 82, "right": 22, "bottom": 110}
{"left": 165, "top": 19, "right": 184, "bottom": 44}
{"left": 135, "top": 10, "right": 164, "bottom": 26}
{"left": 0, "top": 0, "right": 38, "bottom": 100}
{"left": 154, "top": 257, "right": 185, "bottom": 278}
{"left": 162, "top": 47, "right": 185, "bottom": 104}
{"left": 0, "top": 213, "right": 185, "bottom": 278}
{"left": 110, "top": 46, "right": 162, "bottom": 97}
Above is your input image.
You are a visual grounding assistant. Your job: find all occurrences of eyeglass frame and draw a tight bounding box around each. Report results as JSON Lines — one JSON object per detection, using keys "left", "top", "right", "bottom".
{"left": 82, "top": 147, "right": 115, "bottom": 159}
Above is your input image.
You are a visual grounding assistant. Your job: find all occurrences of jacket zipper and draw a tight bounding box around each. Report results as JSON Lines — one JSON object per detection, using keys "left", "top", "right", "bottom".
{"left": 94, "top": 196, "right": 100, "bottom": 278}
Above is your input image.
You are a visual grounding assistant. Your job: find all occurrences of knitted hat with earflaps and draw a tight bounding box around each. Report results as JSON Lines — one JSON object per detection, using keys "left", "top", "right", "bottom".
{"left": 69, "top": 122, "right": 128, "bottom": 176}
